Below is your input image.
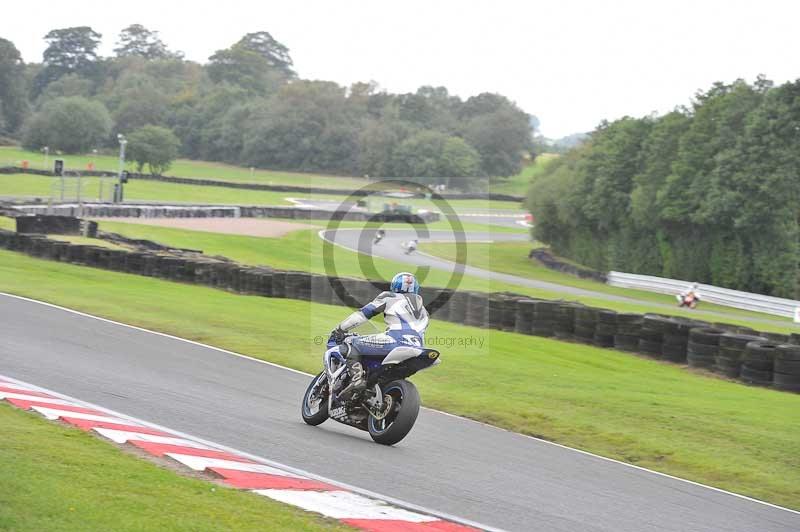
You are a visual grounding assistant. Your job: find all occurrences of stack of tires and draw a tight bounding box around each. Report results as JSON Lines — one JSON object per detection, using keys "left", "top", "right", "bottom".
{"left": 594, "top": 310, "right": 617, "bottom": 347}
{"left": 448, "top": 291, "right": 469, "bottom": 325}
{"left": 286, "top": 271, "right": 312, "bottom": 300}
{"left": 426, "top": 288, "right": 453, "bottom": 322}
{"left": 661, "top": 318, "right": 704, "bottom": 363}
{"left": 465, "top": 292, "right": 489, "bottom": 328}
{"left": 773, "top": 345, "right": 800, "bottom": 392}
{"left": 514, "top": 299, "right": 537, "bottom": 335}
{"left": 310, "top": 273, "right": 332, "bottom": 304}
{"left": 687, "top": 328, "right": 725, "bottom": 369}
{"left": 501, "top": 296, "right": 522, "bottom": 332}
{"left": 271, "top": 271, "right": 287, "bottom": 298}
{"left": 740, "top": 341, "right": 778, "bottom": 386}
{"left": 486, "top": 294, "right": 506, "bottom": 330}
{"left": 638, "top": 315, "right": 670, "bottom": 357}
{"left": 613, "top": 313, "right": 642, "bottom": 351}
{"left": 553, "top": 303, "right": 580, "bottom": 341}
{"left": 531, "top": 301, "right": 559, "bottom": 337}
{"left": 573, "top": 307, "right": 598, "bottom": 343}
{"left": 763, "top": 332, "right": 790, "bottom": 344}
{"left": 714, "top": 333, "right": 766, "bottom": 378}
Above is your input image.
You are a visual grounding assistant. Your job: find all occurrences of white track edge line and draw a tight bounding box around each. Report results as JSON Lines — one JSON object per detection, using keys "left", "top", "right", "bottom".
{"left": 2, "top": 291, "right": 799, "bottom": 518}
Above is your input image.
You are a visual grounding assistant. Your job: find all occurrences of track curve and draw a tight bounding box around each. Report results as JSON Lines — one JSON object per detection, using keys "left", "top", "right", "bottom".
{"left": 320, "top": 226, "right": 795, "bottom": 328}
{"left": 1, "top": 294, "right": 797, "bottom": 532}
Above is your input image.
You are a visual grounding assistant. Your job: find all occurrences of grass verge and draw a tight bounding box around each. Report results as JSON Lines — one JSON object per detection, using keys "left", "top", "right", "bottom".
{"left": 0, "top": 402, "right": 348, "bottom": 531}
{"left": 1, "top": 249, "right": 799, "bottom": 509}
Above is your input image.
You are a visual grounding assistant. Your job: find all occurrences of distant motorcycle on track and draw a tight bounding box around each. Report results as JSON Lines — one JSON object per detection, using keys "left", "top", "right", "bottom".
{"left": 301, "top": 332, "right": 440, "bottom": 445}
{"left": 403, "top": 239, "right": 418, "bottom": 255}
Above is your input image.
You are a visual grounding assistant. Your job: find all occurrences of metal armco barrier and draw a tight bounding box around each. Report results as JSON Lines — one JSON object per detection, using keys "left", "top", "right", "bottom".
{"left": 607, "top": 271, "right": 800, "bottom": 320}
{"left": 11, "top": 203, "right": 439, "bottom": 223}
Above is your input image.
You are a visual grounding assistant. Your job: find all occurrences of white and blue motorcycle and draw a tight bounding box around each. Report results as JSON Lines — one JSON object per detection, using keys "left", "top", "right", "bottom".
{"left": 301, "top": 332, "right": 440, "bottom": 445}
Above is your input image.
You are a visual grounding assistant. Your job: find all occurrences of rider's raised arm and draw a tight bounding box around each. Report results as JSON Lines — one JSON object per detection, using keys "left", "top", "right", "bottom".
{"left": 337, "top": 291, "right": 392, "bottom": 332}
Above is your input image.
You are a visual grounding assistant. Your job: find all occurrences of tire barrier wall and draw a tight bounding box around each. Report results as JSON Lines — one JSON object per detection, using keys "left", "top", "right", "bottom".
{"left": 1, "top": 166, "right": 523, "bottom": 202}
{"left": 16, "top": 214, "right": 97, "bottom": 237}
{"left": 2, "top": 228, "right": 798, "bottom": 393}
{"left": 529, "top": 248, "right": 607, "bottom": 283}
{"left": 11, "top": 203, "right": 439, "bottom": 223}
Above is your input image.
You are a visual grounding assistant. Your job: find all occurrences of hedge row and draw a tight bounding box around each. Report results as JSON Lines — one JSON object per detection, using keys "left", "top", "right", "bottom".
{"left": 1, "top": 229, "right": 798, "bottom": 393}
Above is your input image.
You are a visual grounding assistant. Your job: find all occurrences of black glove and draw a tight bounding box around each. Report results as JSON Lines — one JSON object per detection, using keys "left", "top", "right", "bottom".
{"left": 330, "top": 328, "right": 346, "bottom": 343}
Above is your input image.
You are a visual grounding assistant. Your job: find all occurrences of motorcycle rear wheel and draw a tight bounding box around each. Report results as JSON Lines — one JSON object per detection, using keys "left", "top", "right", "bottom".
{"left": 368, "top": 379, "right": 420, "bottom": 445}
{"left": 301, "top": 371, "right": 329, "bottom": 426}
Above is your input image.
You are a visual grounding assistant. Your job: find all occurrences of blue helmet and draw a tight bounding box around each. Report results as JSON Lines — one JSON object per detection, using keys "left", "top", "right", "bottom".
{"left": 390, "top": 272, "right": 419, "bottom": 294}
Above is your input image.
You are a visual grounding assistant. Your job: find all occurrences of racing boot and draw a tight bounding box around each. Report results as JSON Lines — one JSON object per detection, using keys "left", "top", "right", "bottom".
{"left": 346, "top": 360, "right": 366, "bottom": 392}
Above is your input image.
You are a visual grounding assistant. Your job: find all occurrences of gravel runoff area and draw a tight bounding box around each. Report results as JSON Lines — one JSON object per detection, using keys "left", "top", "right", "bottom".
{"left": 95, "top": 217, "right": 317, "bottom": 238}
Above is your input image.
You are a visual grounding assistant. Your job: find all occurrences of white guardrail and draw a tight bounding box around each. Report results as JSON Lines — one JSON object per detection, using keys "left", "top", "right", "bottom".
{"left": 607, "top": 271, "right": 800, "bottom": 322}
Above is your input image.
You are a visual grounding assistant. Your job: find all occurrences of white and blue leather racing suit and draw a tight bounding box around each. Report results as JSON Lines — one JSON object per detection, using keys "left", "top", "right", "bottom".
{"left": 336, "top": 291, "right": 429, "bottom": 358}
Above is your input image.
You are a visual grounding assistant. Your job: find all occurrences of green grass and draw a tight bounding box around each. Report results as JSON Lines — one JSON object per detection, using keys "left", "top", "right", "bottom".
{"left": 0, "top": 173, "right": 301, "bottom": 206}
{"left": 0, "top": 402, "right": 348, "bottom": 531}
{"left": 0, "top": 173, "right": 525, "bottom": 213}
{"left": 421, "top": 240, "right": 796, "bottom": 325}
{"left": 1, "top": 249, "right": 799, "bottom": 510}
{"left": 0, "top": 146, "right": 367, "bottom": 189}
{"left": 95, "top": 220, "right": 798, "bottom": 333}
{"left": 489, "top": 153, "right": 558, "bottom": 197}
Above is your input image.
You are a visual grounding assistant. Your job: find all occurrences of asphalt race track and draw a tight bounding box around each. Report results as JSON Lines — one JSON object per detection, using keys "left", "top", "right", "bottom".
{"left": 2, "top": 294, "right": 798, "bottom": 531}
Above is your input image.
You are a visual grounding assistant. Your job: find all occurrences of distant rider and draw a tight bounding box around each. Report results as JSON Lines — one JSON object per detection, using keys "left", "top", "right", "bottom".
{"left": 330, "top": 272, "right": 429, "bottom": 391}
{"left": 373, "top": 229, "right": 386, "bottom": 245}
{"left": 677, "top": 283, "right": 701, "bottom": 309}
{"left": 404, "top": 239, "right": 418, "bottom": 255}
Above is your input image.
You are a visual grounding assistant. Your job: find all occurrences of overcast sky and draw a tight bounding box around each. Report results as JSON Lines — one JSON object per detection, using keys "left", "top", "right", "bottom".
{"left": 2, "top": 0, "right": 797, "bottom": 137}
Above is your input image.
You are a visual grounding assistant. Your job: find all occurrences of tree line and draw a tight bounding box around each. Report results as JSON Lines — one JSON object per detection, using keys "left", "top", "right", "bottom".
{"left": 527, "top": 77, "right": 800, "bottom": 298}
{"left": 0, "top": 26, "right": 534, "bottom": 187}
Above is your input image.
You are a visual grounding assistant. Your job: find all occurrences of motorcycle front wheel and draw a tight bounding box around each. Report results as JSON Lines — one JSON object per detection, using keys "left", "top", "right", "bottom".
{"left": 301, "top": 371, "right": 329, "bottom": 426}
{"left": 368, "top": 379, "right": 420, "bottom": 445}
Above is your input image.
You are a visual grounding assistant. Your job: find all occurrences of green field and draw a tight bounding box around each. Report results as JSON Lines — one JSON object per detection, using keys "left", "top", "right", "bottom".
{"left": 489, "top": 153, "right": 558, "bottom": 196}
{"left": 0, "top": 173, "right": 303, "bottom": 206}
{"left": 0, "top": 146, "right": 367, "bottom": 189}
{"left": 92, "top": 219, "right": 798, "bottom": 333}
{"left": 1, "top": 249, "right": 799, "bottom": 510}
{"left": 0, "top": 173, "right": 524, "bottom": 212}
{"left": 0, "top": 402, "right": 347, "bottom": 532}
{"left": 421, "top": 240, "right": 796, "bottom": 326}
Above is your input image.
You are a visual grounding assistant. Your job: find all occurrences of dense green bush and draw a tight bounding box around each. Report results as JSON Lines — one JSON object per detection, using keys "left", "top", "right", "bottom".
{"left": 127, "top": 125, "right": 180, "bottom": 175}
{"left": 22, "top": 96, "right": 111, "bottom": 153}
{"left": 528, "top": 78, "right": 800, "bottom": 298}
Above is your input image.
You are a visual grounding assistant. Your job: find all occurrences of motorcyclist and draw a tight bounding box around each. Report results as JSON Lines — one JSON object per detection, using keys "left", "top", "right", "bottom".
{"left": 330, "top": 272, "right": 429, "bottom": 391}
{"left": 373, "top": 229, "right": 386, "bottom": 245}
{"left": 677, "top": 283, "right": 701, "bottom": 309}
{"left": 404, "top": 239, "right": 418, "bottom": 255}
